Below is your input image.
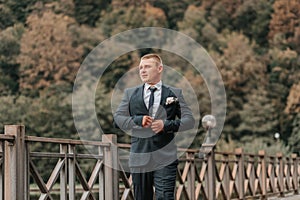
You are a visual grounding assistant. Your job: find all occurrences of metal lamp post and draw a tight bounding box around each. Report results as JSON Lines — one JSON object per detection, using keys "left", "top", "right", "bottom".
{"left": 199, "top": 115, "right": 217, "bottom": 157}
{"left": 199, "top": 115, "right": 217, "bottom": 200}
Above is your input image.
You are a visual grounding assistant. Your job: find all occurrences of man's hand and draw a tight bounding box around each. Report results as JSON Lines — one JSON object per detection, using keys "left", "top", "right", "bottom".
{"left": 151, "top": 120, "right": 164, "bottom": 133}
{"left": 142, "top": 116, "right": 153, "bottom": 128}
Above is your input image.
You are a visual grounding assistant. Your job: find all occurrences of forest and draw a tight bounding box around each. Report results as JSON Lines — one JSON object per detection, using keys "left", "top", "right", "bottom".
{"left": 0, "top": 0, "right": 300, "bottom": 155}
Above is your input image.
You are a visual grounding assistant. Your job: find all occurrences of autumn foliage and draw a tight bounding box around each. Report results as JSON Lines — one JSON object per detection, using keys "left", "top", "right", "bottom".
{"left": 0, "top": 0, "right": 299, "bottom": 154}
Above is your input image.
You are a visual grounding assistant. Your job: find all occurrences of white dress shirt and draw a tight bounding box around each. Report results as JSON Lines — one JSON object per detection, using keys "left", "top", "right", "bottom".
{"left": 144, "top": 81, "right": 162, "bottom": 118}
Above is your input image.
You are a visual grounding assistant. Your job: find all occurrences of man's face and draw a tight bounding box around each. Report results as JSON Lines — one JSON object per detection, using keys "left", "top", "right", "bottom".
{"left": 139, "top": 58, "right": 163, "bottom": 85}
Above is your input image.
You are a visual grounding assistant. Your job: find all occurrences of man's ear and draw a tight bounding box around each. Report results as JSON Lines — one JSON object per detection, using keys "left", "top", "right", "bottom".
{"left": 158, "top": 65, "right": 163, "bottom": 73}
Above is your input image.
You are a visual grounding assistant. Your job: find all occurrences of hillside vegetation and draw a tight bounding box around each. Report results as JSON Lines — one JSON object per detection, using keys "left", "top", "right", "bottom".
{"left": 0, "top": 0, "right": 299, "bottom": 154}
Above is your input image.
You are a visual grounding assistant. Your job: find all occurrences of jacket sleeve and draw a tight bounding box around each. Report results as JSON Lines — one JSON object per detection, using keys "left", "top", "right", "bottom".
{"left": 163, "top": 89, "right": 195, "bottom": 133}
{"left": 113, "top": 89, "right": 142, "bottom": 130}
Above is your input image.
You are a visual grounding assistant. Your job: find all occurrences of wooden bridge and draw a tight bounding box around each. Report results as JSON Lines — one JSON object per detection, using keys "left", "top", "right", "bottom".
{"left": 0, "top": 125, "right": 300, "bottom": 200}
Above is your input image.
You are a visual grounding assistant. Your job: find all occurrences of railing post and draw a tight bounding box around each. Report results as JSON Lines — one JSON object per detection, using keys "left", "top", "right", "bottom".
{"left": 186, "top": 152, "right": 195, "bottom": 200}
{"left": 60, "top": 144, "right": 67, "bottom": 200}
{"left": 259, "top": 150, "right": 267, "bottom": 199}
{"left": 223, "top": 154, "right": 230, "bottom": 200}
{"left": 248, "top": 155, "right": 255, "bottom": 196}
{"left": 286, "top": 156, "right": 292, "bottom": 192}
{"left": 235, "top": 148, "right": 245, "bottom": 200}
{"left": 68, "top": 144, "right": 76, "bottom": 200}
{"left": 269, "top": 156, "right": 277, "bottom": 194}
{"left": 102, "top": 134, "right": 119, "bottom": 200}
{"left": 24, "top": 137, "right": 29, "bottom": 200}
{"left": 207, "top": 147, "right": 216, "bottom": 200}
{"left": 291, "top": 154, "right": 299, "bottom": 194}
{"left": 4, "top": 125, "right": 28, "bottom": 200}
{"left": 0, "top": 142, "right": 3, "bottom": 200}
{"left": 277, "top": 153, "right": 284, "bottom": 197}
{"left": 98, "top": 146, "right": 104, "bottom": 200}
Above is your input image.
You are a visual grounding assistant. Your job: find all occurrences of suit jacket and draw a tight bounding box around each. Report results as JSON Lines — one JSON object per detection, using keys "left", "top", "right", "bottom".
{"left": 114, "top": 84, "right": 195, "bottom": 169}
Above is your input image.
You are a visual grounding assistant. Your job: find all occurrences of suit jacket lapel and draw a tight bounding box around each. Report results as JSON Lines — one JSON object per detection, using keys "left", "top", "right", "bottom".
{"left": 154, "top": 85, "right": 170, "bottom": 119}
{"left": 160, "top": 85, "right": 171, "bottom": 107}
{"left": 129, "top": 85, "right": 148, "bottom": 116}
{"left": 131, "top": 84, "right": 175, "bottom": 118}
{"left": 137, "top": 84, "right": 148, "bottom": 111}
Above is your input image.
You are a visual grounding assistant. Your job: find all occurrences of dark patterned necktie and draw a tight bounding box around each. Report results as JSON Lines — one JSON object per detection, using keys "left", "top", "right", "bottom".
{"left": 148, "top": 87, "right": 157, "bottom": 116}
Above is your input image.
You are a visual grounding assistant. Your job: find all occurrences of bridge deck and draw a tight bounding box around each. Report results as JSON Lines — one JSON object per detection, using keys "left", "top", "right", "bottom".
{"left": 269, "top": 194, "right": 300, "bottom": 200}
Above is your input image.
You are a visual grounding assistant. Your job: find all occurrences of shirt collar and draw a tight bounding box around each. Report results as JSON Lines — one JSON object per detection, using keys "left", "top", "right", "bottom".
{"left": 145, "top": 81, "right": 162, "bottom": 91}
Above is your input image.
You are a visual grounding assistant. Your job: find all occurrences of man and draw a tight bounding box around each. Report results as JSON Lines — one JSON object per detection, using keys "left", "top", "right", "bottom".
{"left": 114, "top": 53, "right": 195, "bottom": 200}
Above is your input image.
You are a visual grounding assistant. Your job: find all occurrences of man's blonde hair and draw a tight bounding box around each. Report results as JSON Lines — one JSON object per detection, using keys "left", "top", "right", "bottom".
{"left": 141, "top": 53, "right": 163, "bottom": 66}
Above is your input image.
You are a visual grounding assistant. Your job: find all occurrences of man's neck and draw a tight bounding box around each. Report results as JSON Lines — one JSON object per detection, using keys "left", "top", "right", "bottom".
{"left": 145, "top": 80, "right": 162, "bottom": 87}
{"left": 146, "top": 80, "right": 161, "bottom": 86}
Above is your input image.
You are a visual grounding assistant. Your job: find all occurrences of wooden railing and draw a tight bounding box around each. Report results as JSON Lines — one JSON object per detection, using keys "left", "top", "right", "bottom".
{"left": 0, "top": 125, "right": 118, "bottom": 200}
{"left": 0, "top": 125, "right": 300, "bottom": 199}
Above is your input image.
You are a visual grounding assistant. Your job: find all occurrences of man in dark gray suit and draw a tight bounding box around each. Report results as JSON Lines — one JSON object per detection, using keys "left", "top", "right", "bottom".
{"left": 114, "top": 53, "right": 195, "bottom": 200}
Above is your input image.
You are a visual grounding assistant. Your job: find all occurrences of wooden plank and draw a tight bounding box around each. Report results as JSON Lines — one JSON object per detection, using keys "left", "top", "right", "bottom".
{"left": 60, "top": 144, "right": 67, "bottom": 200}
{"left": 46, "top": 159, "right": 65, "bottom": 192}
{"left": 176, "top": 168, "right": 185, "bottom": 184}
{"left": 80, "top": 191, "right": 96, "bottom": 200}
{"left": 117, "top": 143, "right": 131, "bottom": 149}
{"left": 75, "top": 161, "right": 96, "bottom": 200}
{"left": 75, "top": 161, "right": 90, "bottom": 190}
{"left": 30, "top": 152, "right": 103, "bottom": 159}
{"left": 0, "top": 134, "right": 15, "bottom": 142}
{"left": 195, "top": 182, "right": 201, "bottom": 199}
{"left": 181, "top": 162, "right": 191, "bottom": 182}
{"left": 199, "top": 162, "right": 207, "bottom": 181}
{"left": 118, "top": 161, "right": 132, "bottom": 189}
{"left": 68, "top": 145, "right": 76, "bottom": 200}
{"left": 121, "top": 189, "right": 134, "bottom": 200}
{"left": 88, "top": 160, "right": 103, "bottom": 187}
{"left": 98, "top": 146, "right": 104, "bottom": 200}
{"left": 207, "top": 151, "right": 216, "bottom": 200}
{"left": 218, "top": 163, "right": 226, "bottom": 181}
{"left": 30, "top": 152, "right": 65, "bottom": 158}
{"left": 39, "top": 193, "right": 50, "bottom": 200}
{"left": 29, "top": 160, "right": 48, "bottom": 193}
{"left": 25, "top": 136, "right": 110, "bottom": 147}
{"left": 176, "top": 185, "right": 183, "bottom": 200}
{"left": 4, "top": 125, "right": 27, "bottom": 200}
{"left": 102, "top": 134, "right": 119, "bottom": 200}
{"left": 187, "top": 153, "right": 196, "bottom": 200}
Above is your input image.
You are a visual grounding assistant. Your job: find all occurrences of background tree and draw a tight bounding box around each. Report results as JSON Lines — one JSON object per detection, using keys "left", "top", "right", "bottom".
{"left": 286, "top": 82, "right": 300, "bottom": 153}
{"left": 232, "top": 0, "right": 273, "bottom": 47}
{"left": 152, "top": 0, "right": 192, "bottom": 29}
{"left": 2, "top": 0, "right": 42, "bottom": 23}
{"left": 269, "top": 0, "right": 300, "bottom": 50}
{"left": 0, "top": 3, "right": 16, "bottom": 29}
{"left": 288, "top": 113, "right": 300, "bottom": 154}
{"left": 266, "top": 45, "right": 299, "bottom": 143}
{"left": 17, "top": 8, "right": 83, "bottom": 94}
{"left": 98, "top": 3, "right": 167, "bottom": 37}
{"left": 0, "top": 91, "right": 75, "bottom": 137}
{"left": 0, "top": 24, "right": 24, "bottom": 95}
{"left": 74, "top": 0, "right": 111, "bottom": 26}
{"left": 209, "top": 0, "right": 242, "bottom": 32}
{"left": 178, "top": 5, "right": 207, "bottom": 43}
{"left": 237, "top": 88, "right": 278, "bottom": 136}
{"left": 211, "top": 32, "right": 268, "bottom": 139}
{"left": 285, "top": 82, "right": 300, "bottom": 115}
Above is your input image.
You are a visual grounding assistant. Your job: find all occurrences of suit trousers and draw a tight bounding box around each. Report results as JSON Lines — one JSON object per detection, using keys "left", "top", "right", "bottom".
{"left": 131, "top": 160, "right": 178, "bottom": 200}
